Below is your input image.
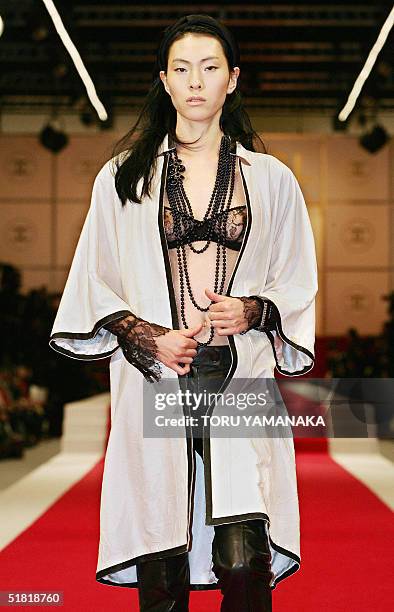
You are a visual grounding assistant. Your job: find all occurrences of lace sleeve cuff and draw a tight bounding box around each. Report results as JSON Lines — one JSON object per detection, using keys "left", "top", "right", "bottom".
{"left": 238, "top": 296, "right": 278, "bottom": 334}
{"left": 104, "top": 315, "right": 170, "bottom": 383}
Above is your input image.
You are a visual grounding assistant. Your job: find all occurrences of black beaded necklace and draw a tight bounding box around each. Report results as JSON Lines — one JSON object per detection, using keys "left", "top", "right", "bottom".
{"left": 166, "top": 133, "right": 236, "bottom": 346}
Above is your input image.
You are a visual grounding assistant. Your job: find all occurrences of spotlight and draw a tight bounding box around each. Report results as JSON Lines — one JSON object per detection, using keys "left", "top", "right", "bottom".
{"left": 39, "top": 123, "right": 69, "bottom": 153}
{"left": 333, "top": 99, "right": 351, "bottom": 131}
{"left": 359, "top": 124, "right": 390, "bottom": 154}
{"left": 99, "top": 113, "right": 114, "bottom": 131}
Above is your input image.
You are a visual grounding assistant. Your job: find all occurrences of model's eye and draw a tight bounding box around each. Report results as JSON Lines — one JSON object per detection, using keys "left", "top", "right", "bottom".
{"left": 174, "top": 66, "right": 218, "bottom": 72}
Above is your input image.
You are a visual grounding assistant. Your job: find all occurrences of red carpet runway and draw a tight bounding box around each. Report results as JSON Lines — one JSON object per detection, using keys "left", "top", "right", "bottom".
{"left": 1, "top": 392, "right": 393, "bottom": 611}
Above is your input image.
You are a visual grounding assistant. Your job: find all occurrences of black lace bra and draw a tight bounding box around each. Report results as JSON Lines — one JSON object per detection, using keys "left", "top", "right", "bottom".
{"left": 164, "top": 205, "right": 247, "bottom": 251}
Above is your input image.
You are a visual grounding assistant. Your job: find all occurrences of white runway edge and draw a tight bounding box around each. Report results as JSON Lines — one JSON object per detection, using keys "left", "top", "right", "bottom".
{"left": 329, "top": 439, "right": 394, "bottom": 511}
{"left": 0, "top": 392, "right": 110, "bottom": 551}
{"left": 286, "top": 382, "right": 394, "bottom": 511}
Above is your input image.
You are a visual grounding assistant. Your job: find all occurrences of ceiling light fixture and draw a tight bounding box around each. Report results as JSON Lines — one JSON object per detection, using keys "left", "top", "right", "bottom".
{"left": 338, "top": 6, "right": 394, "bottom": 122}
{"left": 40, "top": 0, "right": 108, "bottom": 121}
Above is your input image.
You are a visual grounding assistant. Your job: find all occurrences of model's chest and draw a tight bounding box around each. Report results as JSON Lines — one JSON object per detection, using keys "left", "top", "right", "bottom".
{"left": 162, "top": 158, "right": 247, "bottom": 218}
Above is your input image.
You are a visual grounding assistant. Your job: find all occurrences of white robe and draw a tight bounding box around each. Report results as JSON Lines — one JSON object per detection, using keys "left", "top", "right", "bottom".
{"left": 49, "top": 134, "right": 318, "bottom": 591}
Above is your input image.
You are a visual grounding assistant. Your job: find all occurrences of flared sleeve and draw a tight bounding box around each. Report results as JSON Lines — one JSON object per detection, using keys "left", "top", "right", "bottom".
{"left": 49, "top": 161, "right": 133, "bottom": 360}
{"left": 260, "top": 164, "right": 318, "bottom": 376}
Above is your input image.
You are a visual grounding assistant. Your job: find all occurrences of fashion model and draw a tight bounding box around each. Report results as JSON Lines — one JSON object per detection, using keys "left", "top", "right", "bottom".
{"left": 50, "top": 13, "right": 318, "bottom": 612}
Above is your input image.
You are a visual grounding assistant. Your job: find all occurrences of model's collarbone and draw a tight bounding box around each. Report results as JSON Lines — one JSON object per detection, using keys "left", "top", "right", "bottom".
{"left": 167, "top": 163, "right": 245, "bottom": 220}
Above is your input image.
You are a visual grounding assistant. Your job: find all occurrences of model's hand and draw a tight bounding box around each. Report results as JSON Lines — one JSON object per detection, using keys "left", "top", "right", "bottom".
{"left": 204, "top": 289, "right": 257, "bottom": 335}
{"left": 155, "top": 323, "right": 203, "bottom": 375}
{"left": 104, "top": 316, "right": 202, "bottom": 381}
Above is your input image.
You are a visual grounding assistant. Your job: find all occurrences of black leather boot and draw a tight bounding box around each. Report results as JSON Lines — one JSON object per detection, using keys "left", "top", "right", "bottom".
{"left": 136, "top": 552, "right": 190, "bottom": 611}
{"left": 212, "top": 520, "right": 273, "bottom": 612}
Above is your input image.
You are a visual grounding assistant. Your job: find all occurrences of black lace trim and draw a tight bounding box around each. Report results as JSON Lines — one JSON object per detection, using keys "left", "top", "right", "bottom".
{"left": 238, "top": 296, "right": 278, "bottom": 334}
{"left": 104, "top": 315, "right": 171, "bottom": 383}
{"left": 238, "top": 297, "right": 263, "bottom": 331}
{"left": 164, "top": 205, "right": 247, "bottom": 251}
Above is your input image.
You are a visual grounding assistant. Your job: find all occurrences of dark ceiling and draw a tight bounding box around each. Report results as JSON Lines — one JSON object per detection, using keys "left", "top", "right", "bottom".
{"left": 1, "top": 0, "right": 393, "bottom": 120}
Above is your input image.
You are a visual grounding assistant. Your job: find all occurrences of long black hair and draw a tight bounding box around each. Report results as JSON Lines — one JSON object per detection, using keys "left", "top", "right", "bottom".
{"left": 111, "top": 14, "right": 267, "bottom": 207}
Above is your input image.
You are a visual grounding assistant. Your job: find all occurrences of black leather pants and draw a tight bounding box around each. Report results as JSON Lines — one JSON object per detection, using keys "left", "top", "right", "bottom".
{"left": 136, "top": 345, "right": 273, "bottom": 612}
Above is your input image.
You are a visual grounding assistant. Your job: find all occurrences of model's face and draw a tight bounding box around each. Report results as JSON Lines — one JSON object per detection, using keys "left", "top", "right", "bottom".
{"left": 159, "top": 33, "right": 239, "bottom": 122}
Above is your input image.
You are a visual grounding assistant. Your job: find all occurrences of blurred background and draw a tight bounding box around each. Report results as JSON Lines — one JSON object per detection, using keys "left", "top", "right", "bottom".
{"left": 0, "top": 3, "right": 393, "bottom": 608}
{"left": 1, "top": 0, "right": 393, "bottom": 459}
